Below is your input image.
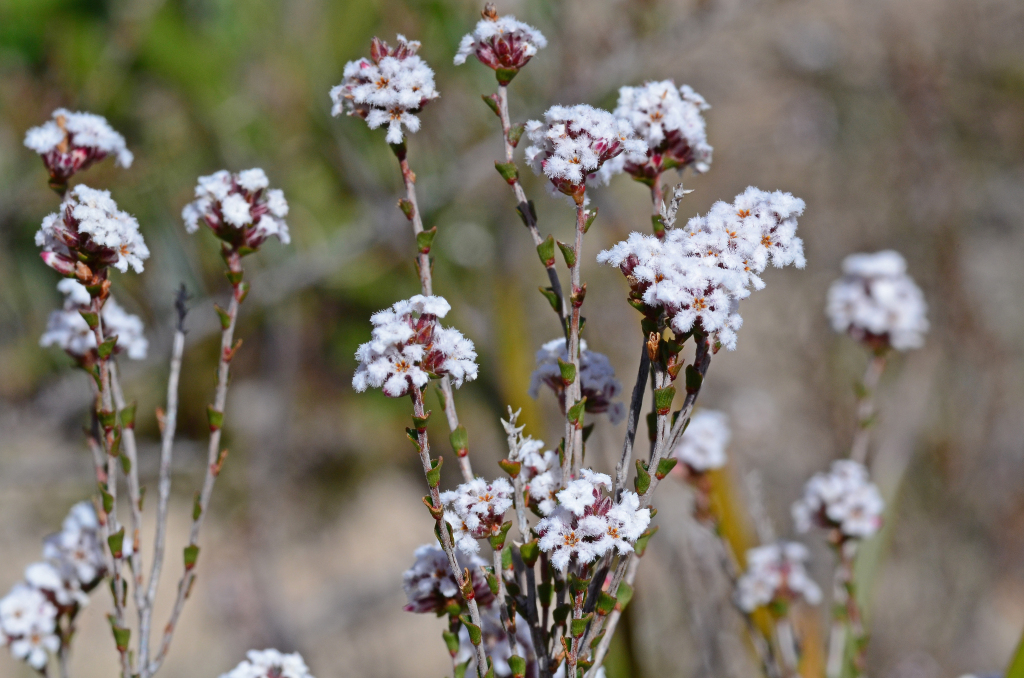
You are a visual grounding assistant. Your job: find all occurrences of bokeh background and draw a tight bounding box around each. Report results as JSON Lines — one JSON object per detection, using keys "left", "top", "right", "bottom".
{"left": 1, "top": 0, "right": 1023, "bottom": 676}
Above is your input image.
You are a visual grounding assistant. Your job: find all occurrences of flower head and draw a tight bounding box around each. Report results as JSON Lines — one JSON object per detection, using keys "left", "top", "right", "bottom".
{"left": 528, "top": 338, "right": 625, "bottom": 424}
{"left": 792, "top": 460, "right": 884, "bottom": 539}
{"left": 24, "top": 109, "right": 132, "bottom": 187}
{"left": 826, "top": 250, "right": 928, "bottom": 351}
{"left": 735, "top": 542, "right": 821, "bottom": 612}
{"left": 673, "top": 409, "right": 730, "bottom": 472}
{"left": 181, "top": 169, "right": 290, "bottom": 250}
{"left": 453, "top": 5, "right": 547, "bottom": 81}
{"left": 352, "top": 295, "right": 477, "bottom": 398}
{"left": 402, "top": 544, "right": 493, "bottom": 614}
{"left": 330, "top": 35, "right": 439, "bottom": 145}
{"left": 36, "top": 185, "right": 149, "bottom": 277}
{"left": 605, "top": 81, "right": 713, "bottom": 183}
{"left": 42, "top": 502, "right": 106, "bottom": 588}
{"left": 40, "top": 281, "right": 148, "bottom": 362}
{"left": 597, "top": 187, "right": 805, "bottom": 349}
{"left": 0, "top": 584, "right": 59, "bottom": 670}
{"left": 441, "top": 478, "right": 514, "bottom": 554}
{"left": 524, "top": 105, "right": 646, "bottom": 202}
{"left": 219, "top": 649, "right": 314, "bottom": 678}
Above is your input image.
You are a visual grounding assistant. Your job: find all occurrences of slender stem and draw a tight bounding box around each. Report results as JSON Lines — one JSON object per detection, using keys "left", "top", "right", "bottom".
{"left": 149, "top": 256, "right": 243, "bottom": 675}
{"left": 825, "top": 543, "right": 866, "bottom": 678}
{"left": 561, "top": 204, "right": 586, "bottom": 486}
{"left": 587, "top": 554, "right": 639, "bottom": 675}
{"left": 496, "top": 84, "right": 567, "bottom": 334}
{"left": 412, "top": 386, "right": 489, "bottom": 678}
{"left": 613, "top": 343, "right": 651, "bottom": 499}
{"left": 139, "top": 320, "right": 186, "bottom": 677}
{"left": 775, "top": 618, "right": 800, "bottom": 676}
{"left": 492, "top": 548, "right": 518, "bottom": 658}
{"left": 850, "top": 353, "right": 887, "bottom": 464}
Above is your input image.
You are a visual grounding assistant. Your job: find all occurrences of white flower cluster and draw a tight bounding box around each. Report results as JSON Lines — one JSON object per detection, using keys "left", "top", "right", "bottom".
{"left": 524, "top": 104, "right": 646, "bottom": 198}
{"left": 537, "top": 469, "right": 651, "bottom": 572}
{"left": 518, "top": 437, "right": 562, "bottom": 516}
{"left": 597, "top": 187, "right": 806, "bottom": 349}
{"left": 453, "top": 8, "right": 547, "bottom": 74}
{"left": 606, "top": 80, "right": 713, "bottom": 178}
{"left": 181, "top": 168, "right": 290, "bottom": 248}
{"left": 826, "top": 250, "right": 928, "bottom": 351}
{"left": 1, "top": 502, "right": 105, "bottom": 670}
{"left": 24, "top": 108, "right": 132, "bottom": 182}
{"left": 40, "top": 280, "right": 148, "bottom": 361}
{"left": 36, "top": 185, "right": 149, "bottom": 275}
{"left": 528, "top": 338, "right": 625, "bottom": 424}
{"left": 792, "top": 460, "right": 884, "bottom": 539}
{"left": 219, "top": 649, "right": 314, "bottom": 678}
{"left": 442, "top": 478, "right": 515, "bottom": 555}
{"left": 352, "top": 295, "right": 477, "bottom": 398}
{"left": 330, "top": 35, "right": 439, "bottom": 145}
{"left": 673, "top": 409, "right": 730, "bottom": 472}
{"left": 402, "top": 544, "right": 493, "bottom": 614}
{"left": 735, "top": 542, "right": 822, "bottom": 612}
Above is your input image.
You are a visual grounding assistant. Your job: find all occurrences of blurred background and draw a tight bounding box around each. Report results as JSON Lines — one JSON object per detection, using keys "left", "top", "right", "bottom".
{"left": 1, "top": 0, "right": 1023, "bottom": 676}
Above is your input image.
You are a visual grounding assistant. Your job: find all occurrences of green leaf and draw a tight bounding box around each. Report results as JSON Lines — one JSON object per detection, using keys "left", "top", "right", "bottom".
{"left": 183, "top": 544, "right": 200, "bottom": 569}
{"left": 596, "top": 591, "right": 617, "bottom": 615}
{"left": 494, "top": 160, "right": 519, "bottom": 184}
{"left": 79, "top": 311, "right": 99, "bottom": 329}
{"left": 552, "top": 603, "right": 571, "bottom": 626}
{"left": 536, "top": 235, "right": 555, "bottom": 267}
{"left": 192, "top": 492, "right": 202, "bottom": 520}
{"left": 107, "top": 528, "right": 125, "bottom": 558}
{"left": 119, "top": 402, "right": 137, "bottom": 430}
{"left": 498, "top": 458, "right": 521, "bottom": 478}
{"left": 616, "top": 582, "right": 634, "bottom": 609}
{"left": 651, "top": 214, "right": 665, "bottom": 236}
{"left": 538, "top": 286, "right": 560, "bottom": 312}
{"left": 495, "top": 67, "right": 518, "bottom": 85}
{"left": 481, "top": 93, "right": 501, "bottom": 117}
{"left": 508, "top": 655, "right": 526, "bottom": 678}
{"left": 422, "top": 495, "right": 445, "bottom": 520}
{"left": 412, "top": 411, "right": 431, "bottom": 430}
{"left": 99, "top": 484, "right": 114, "bottom": 514}
{"left": 225, "top": 269, "right": 244, "bottom": 285}
{"left": 654, "top": 386, "right": 676, "bottom": 415}
{"left": 557, "top": 358, "right": 576, "bottom": 385}
{"left": 634, "top": 459, "right": 651, "bottom": 495}
{"left": 655, "top": 457, "right": 678, "bottom": 480}
{"left": 416, "top": 226, "right": 437, "bottom": 254}
{"left": 488, "top": 521, "right": 513, "bottom": 550}
{"left": 519, "top": 540, "right": 540, "bottom": 567}
{"left": 459, "top": 616, "right": 482, "bottom": 646}
{"left": 484, "top": 568, "right": 500, "bottom": 596}
{"left": 507, "top": 123, "right": 525, "bottom": 148}
{"left": 207, "top": 405, "right": 224, "bottom": 431}
{"left": 584, "top": 207, "right": 599, "bottom": 233}
{"left": 214, "top": 304, "right": 231, "bottom": 330}
{"left": 515, "top": 200, "right": 537, "bottom": 227}
{"left": 108, "top": 615, "right": 130, "bottom": 652}
{"left": 501, "top": 546, "right": 513, "bottom": 571}
{"left": 426, "top": 457, "right": 444, "bottom": 489}
{"left": 556, "top": 240, "right": 576, "bottom": 267}
{"left": 685, "top": 364, "right": 703, "bottom": 392}
{"left": 398, "top": 198, "right": 415, "bottom": 220}
{"left": 571, "top": 612, "right": 593, "bottom": 637}
{"left": 119, "top": 452, "right": 131, "bottom": 474}
{"left": 449, "top": 425, "right": 469, "bottom": 454}
{"left": 237, "top": 281, "right": 251, "bottom": 304}
{"left": 454, "top": 658, "right": 471, "bottom": 678}
{"left": 98, "top": 408, "right": 117, "bottom": 430}
{"left": 634, "top": 525, "right": 659, "bottom": 557}
{"left": 567, "top": 397, "right": 587, "bottom": 428}
{"left": 97, "top": 335, "right": 118, "bottom": 359}
{"left": 443, "top": 629, "right": 460, "bottom": 655}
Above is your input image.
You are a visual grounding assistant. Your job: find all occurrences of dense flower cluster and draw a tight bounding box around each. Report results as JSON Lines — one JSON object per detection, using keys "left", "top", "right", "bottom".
{"left": 735, "top": 542, "right": 822, "bottom": 612}
{"left": 604, "top": 80, "right": 713, "bottom": 182}
{"left": 672, "top": 409, "right": 730, "bottom": 472}
{"left": 219, "top": 649, "right": 314, "bottom": 678}
{"left": 402, "top": 545, "right": 494, "bottom": 614}
{"left": 442, "top": 478, "right": 515, "bottom": 554}
{"left": 352, "top": 295, "right": 477, "bottom": 398}
{"left": 24, "top": 109, "right": 133, "bottom": 185}
{"left": 792, "top": 460, "right": 884, "bottom": 539}
{"left": 453, "top": 5, "right": 547, "bottom": 79}
{"left": 40, "top": 280, "right": 148, "bottom": 361}
{"left": 181, "top": 168, "right": 290, "bottom": 249}
{"left": 524, "top": 104, "right": 646, "bottom": 200}
{"left": 36, "top": 185, "right": 149, "bottom": 277}
{"left": 528, "top": 338, "right": 625, "bottom": 424}
{"left": 537, "top": 469, "right": 650, "bottom": 572}
{"left": 1, "top": 502, "right": 105, "bottom": 670}
{"left": 597, "top": 187, "right": 806, "bottom": 349}
{"left": 330, "top": 35, "right": 439, "bottom": 145}
{"left": 826, "top": 250, "right": 928, "bottom": 351}
{"left": 518, "top": 437, "right": 562, "bottom": 516}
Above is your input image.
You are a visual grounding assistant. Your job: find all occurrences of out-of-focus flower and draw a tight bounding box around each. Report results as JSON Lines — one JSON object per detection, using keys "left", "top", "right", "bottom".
{"left": 0, "top": 584, "right": 59, "bottom": 670}
{"left": 455, "top": 606, "right": 536, "bottom": 678}
{"left": 603, "top": 81, "right": 713, "bottom": 183}
{"left": 735, "top": 542, "right": 821, "bottom": 612}
{"left": 598, "top": 187, "right": 805, "bottom": 349}
{"left": 441, "top": 478, "right": 514, "bottom": 554}
{"left": 330, "top": 35, "right": 439, "bottom": 145}
{"left": 673, "top": 410, "right": 730, "bottom": 472}
{"left": 528, "top": 338, "right": 625, "bottom": 424}
{"left": 792, "top": 460, "right": 884, "bottom": 539}
{"left": 219, "top": 649, "right": 314, "bottom": 678}
{"left": 524, "top": 104, "right": 646, "bottom": 202}
{"left": 42, "top": 502, "right": 106, "bottom": 589}
{"left": 36, "top": 185, "right": 149, "bottom": 277}
{"left": 453, "top": 4, "right": 547, "bottom": 82}
{"left": 24, "top": 109, "right": 132, "bottom": 187}
{"left": 352, "top": 295, "right": 477, "bottom": 398}
{"left": 826, "top": 250, "right": 928, "bottom": 351}
{"left": 181, "top": 168, "right": 290, "bottom": 250}
{"left": 40, "top": 281, "right": 147, "bottom": 361}
{"left": 402, "top": 544, "right": 493, "bottom": 614}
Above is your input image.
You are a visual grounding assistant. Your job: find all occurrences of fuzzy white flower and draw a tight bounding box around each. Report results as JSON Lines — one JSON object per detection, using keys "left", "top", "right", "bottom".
{"left": 441, "top": 478, "right": 514, "bottom": 554}
{"left": 792, "top": 460, "right": 884, "bottom": 539}
{"left": 0, "top": 584, "right": 59, "bottom": 669}
{"left": 606, "top": 80, "right": 713, "bottom": 180}
{"left": 590, "top": 491, "right": 651, "bottom": 556}
{"left": 524, "top": 104, "right": 646, "bottom": 200}
{"left": 598, "top": 187, "right": 805, "bottom": 349}
{"left": 182, "top": 168, "right": 290, "bottom": 248}
{"left": 40, "top": 281, "right": 147, "bottom": 361}
{"left": 36, "top": 185, "right": 149, "bottom": 276}
{"left": 352, "top": 295, "right": 477, "bottom": 398}
{"left": 402, "top": 544, "right": 493, "bottom": 614}
{"left": 735, "top": 542, "right": 821, "bottom": 612}
{"left": 537, "top": 510, "right": 607, "bottom": 572}
{"left": 220, "top": 649, "right": 314, "bottom": 678}
{"left": 826, "top": 250, "right": 928, "bottom": 351}
{"left": 673, "top": 410, "right": 730, "bottom": 472}
{"left": 528, "top": 338, "right": 625, "bottom": 424}
{"left": 453, "top": 6, "right": 547, "bottom": 77}
{"left": 330, "top": 35, "right": 439, "bottom": 145}
{"left": 43, "top": 502, "right": 105, "bottom": 587}
{"left": 24, "top": 109, "right": 132, "bottom": 184}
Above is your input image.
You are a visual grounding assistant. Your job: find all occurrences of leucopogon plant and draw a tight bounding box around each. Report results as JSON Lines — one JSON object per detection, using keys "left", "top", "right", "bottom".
{"left": 4, "top": 4, "right": 979, "bottom": 678}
